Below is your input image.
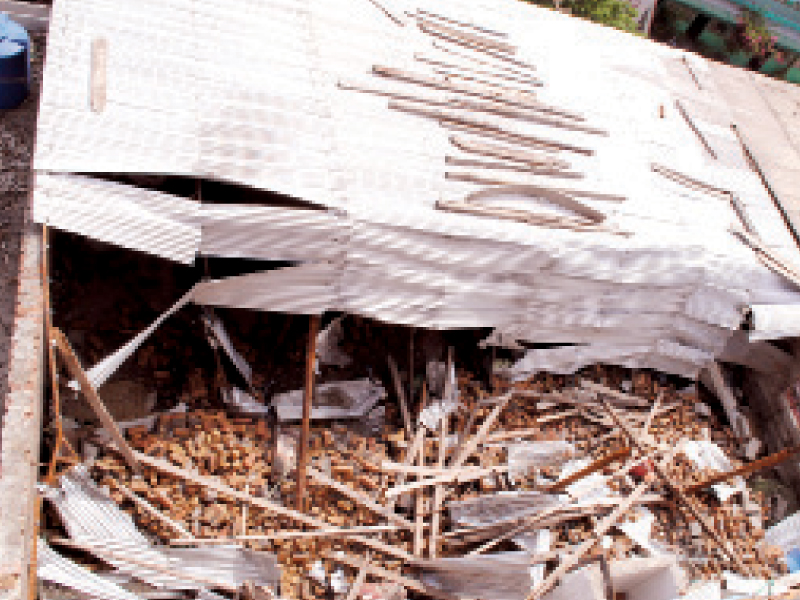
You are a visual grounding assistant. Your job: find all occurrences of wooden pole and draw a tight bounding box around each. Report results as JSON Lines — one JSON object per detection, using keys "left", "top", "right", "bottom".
{"left": 409, "top": 328, "right": 415, "bottom": 413}
{"left": 388, "top": 355, "right": 415, "bottom": 441}
{"left": 50, "top": 327, "right": 141, "bottom": 474}
{"left": 430, "top": 411, "right": 448, "bottom": 558}
{"left": 684, "top": 444, "right": 800, "bottom": 494}
{"left": 547, "top": 447, "right": 631, "bottom": 493}
{"left": 296, "top": 315, "right": 320, "bottom": 512}
{"left": 414, "top": 382, "right": 427, "bottom": 557}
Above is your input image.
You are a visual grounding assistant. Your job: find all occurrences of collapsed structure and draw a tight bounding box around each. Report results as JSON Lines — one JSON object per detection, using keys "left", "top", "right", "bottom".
{"left": 11, "top": 0, "right": 800, "bottom": 597}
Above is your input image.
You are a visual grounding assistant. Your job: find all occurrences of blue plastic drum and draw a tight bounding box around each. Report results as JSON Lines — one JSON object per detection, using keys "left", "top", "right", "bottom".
{"left": 0, "top": 14, "right": 31, "bottom": 109}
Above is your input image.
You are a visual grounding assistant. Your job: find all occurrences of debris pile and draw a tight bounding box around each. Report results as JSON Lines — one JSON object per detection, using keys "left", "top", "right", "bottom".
{"left": 40, "top": 351, "right": 800, "bottom": 600}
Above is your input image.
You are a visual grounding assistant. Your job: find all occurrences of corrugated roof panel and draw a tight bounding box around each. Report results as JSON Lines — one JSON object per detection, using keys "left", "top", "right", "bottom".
{"left": 38, "top": 541, "right": 144, "bottom": 600}
{"left": 33, "top": 173, "right": 200, "bottom": 264}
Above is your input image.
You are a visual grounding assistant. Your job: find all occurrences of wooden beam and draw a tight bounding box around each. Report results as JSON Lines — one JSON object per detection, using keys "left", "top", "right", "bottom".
{"left": 386, "top": 465, "right": 510, "bottom": 497}
{"left": 296, "top": 315, "right": 320, "bottom": 512}
{"left": 526, "top": 446, "right": 679, "bottom": 600}
{"left": 388, "top": 355, "right": 414, "bottom": 441}
{"left": 50, "top": 328, "right": 141, "bottom": 474}
{"left": 547, "top": 447, "right": 631, "bottom": 493}
{"left": 579, "top": 380, "right": 649, "bottom": 407}
{"left": 90, "top": 38, "right": 107, "bottom": 112}
{"left": 684, "top": 444, "right": 800, "bottom": 494}
{"left": 414, "top": 382, "right": 427, "bottom": 557}
{"left": 428, "top": 400, "right": 452, "bottom": 559}
{"left": 168, "top": 525, "right": 406, "bottom": 545}
{"left": 414, "top": 428, "right": 426, "bottom": 557}
{"left": 326, "top": 552, "right": 458, "bottom": 600}
{"left": 387, "top": 393, "right": 430, "bottom": 512}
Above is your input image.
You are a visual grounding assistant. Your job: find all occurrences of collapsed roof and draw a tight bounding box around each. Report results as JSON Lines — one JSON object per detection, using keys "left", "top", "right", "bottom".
{"left": 31, "top": 0, "right": 800, "bottom": 378}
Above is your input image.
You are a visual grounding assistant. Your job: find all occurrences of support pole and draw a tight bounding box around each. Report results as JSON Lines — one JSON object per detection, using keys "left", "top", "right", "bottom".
{"left": 50, "top": 327, "right": 141, "bottom": 474}
{"left": 296, "top": 315, "right": 320, "bottom": 512}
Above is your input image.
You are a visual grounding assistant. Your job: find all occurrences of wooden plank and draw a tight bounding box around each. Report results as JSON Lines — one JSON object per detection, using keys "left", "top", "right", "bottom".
{"left": 372, "top": 65, "right": 573, "bottom": 122}
{"left": 388, "top": 355, "right": 414, "bottom": 441}
{"left": 116, "top": 482, "right": 191, "bottom": 538}
{"left": 414, "top": 427, "right": 426, "bottom": 557}
{"left": 579, "top": 380, "right": 650, "bottom": 407}
{"left": 430, "top": 411, "right": 448, "bottom": 558}
{"left": 296, "top": 315, "right": 320, "bottom": 511}
{"left": 308, "top": 466, "right": 414, "bottom": 529}
{"left": 684, "top": 444, "right": 800, "bottom": 494}
{"left": 168, "top": 525, "right": 405, "bottom": 545}
{"left": 675, "top": 100, "right": 717, "bottom": 159}
{"left": 51, "top": 328, "right": 141, "bottom": 474}
{"left": 90, "top": 38, "right": 107, "bottom": 113}
{"left": 547, "top": 447, "right": 631, "bottom": 493}
{"left": 599, "top": 398, "right": 753, "bottom": 576}
{"left": 526, "top": 446, "right": 679, "bottom": 600}
{"left": 387, "top": 396, "right": 430, "bottom": 511}
{"left": 416, "top": 16, "right": 517, "bottom": 55}
{"left": 385, "top": 465, "right": 510, "bottom": 497}
{"left": 326, "top": 552, "right": 458, "bottom": 600}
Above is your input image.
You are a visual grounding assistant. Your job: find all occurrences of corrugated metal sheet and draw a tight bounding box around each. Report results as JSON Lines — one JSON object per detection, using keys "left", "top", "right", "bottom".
{"left": 32, "top": 0, "right": 800, "bottom": 378}
{"left": 38, "top": 540, "right": 144, "bottom": 600}
{"left": 33, "top": 173, "right": 200, "bottom": 264}
{"left": 40, "top": 466, "right": 280, "bottom": 591}
{"left": 199, "top": 204, "right": 346, "bottom": 262}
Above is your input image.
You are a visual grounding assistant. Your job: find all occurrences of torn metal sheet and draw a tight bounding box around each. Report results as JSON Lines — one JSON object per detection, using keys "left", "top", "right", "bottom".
{"left": 448, "top": 491, "right": 566, "bottom": 528}
{"left": 73, "top": 287, "right": 196, "bottom": 390}
{"left": 419, "top": 552, "right": 534, "bottom": 600}
{"left": 316, "top": 316, "right": 352, "bottom": 367}
{"left": 271, "top": 378, "right": 385, "bottom": 421}
{"left": 222, "top": 387, "right": 270, "bottom": 415}
{"left": 507, "top": 441, "right": 576, "bottom": 479}
{"left": 38, "top": 540, "right": 144, "bottom": 600}
{"left": 203, "top": 312, "right": 252, "bottom": 384}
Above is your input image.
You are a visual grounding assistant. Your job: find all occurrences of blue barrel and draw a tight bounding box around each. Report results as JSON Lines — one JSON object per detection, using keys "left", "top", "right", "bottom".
{"left": 0, "top": 14, "right": 31, "bottom": 109}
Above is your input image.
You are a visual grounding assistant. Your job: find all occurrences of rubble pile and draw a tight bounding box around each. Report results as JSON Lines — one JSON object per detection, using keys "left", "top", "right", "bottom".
{"left": 44, "top": 361, "right": 796, "bottom": 600}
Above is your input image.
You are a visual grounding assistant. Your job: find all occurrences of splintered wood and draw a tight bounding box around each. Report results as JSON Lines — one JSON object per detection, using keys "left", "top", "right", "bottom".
{"left": 87, "top": 367, "right": 790, "bottom": 600}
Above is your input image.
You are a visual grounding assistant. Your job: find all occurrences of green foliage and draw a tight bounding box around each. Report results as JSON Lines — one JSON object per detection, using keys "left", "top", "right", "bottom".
{"left": 523, "top": 0, "right": 641, "bottom": 33}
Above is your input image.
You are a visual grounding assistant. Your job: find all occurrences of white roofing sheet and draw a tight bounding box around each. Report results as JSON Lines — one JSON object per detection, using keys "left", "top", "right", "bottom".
{"left": 33, "top": 0, "right": 800, "bottom": 377}
{"left": 33, "top": 173, "right": 201, "bottom": 264}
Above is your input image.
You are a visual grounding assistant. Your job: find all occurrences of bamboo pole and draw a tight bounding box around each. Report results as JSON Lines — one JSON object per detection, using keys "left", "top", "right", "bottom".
{"left": 296, "top": 315, "right": 320, "bottom": 512}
